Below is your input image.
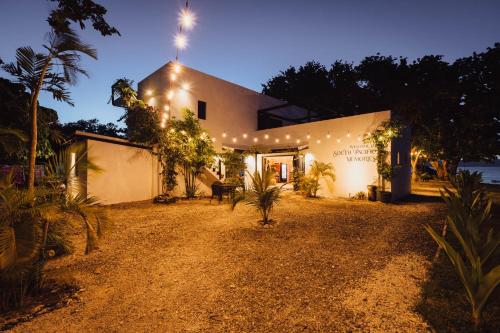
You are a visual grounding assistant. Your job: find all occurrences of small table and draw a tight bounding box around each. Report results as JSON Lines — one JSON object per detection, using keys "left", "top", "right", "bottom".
{"left": 217, "top": 183, "right": 238, "bottom": 202}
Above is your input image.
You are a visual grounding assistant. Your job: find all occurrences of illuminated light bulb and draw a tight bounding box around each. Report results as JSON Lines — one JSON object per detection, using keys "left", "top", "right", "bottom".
{"left": 174, "top": 33, "right": 188, "bottom": 49}
{"left": 172, "top": 62, "right": 182, "bottom": 74}
{"left": 164, "top": 105, "right": 170, "bottom": 111}
{"left": 212, "top": 137, "right": 216, "bottom": 142}
{"left": 148, "top": 98, "right": 156, "bottom": 106}
{"left": 347, "top": 132, "right": 351, "bottom": 137}
{"left": 275, "top": 138, "right": 280, "bottom": 143}
{"left": 243, "top": 133, "right": 248, "bottom": 139}
{"left": 357, "top": 136, "right": 361, "bottom": 142}
{"left": 170, "top": 73, "right": 177, "bottom": 81}
{"left": 167, "top": 90, "right": 174, "bottom": 100}
{"left": 306, "top": 134, "right": 311, "bottom": 139}
{"left": 179, "top": 8, "right": 196, "bottom": 30}
{"left": 253, "top": 137, "right": 258, "bottom": 142}
{"left": 232, "top": 137, "right": 237, "bottom": 143}
{"left": 337, "top": 138, "right": 341, "bottom": 143}
{"left": 316, "top": 139, "right": 321, "bottom": 144}
{"left": 180, "top": 82, "right": 190, "bottom": 91}
{"left": 285, "top": 134, "right": 290, "bottom": 140}
{"left": 296, "top": 139, "right": 301, "bottom": 144}
{"left": 264, "top": 134, "right": 269, "bottom": 139}
{"left": 146, "top": 89, "right": 153, "bottom": 96}
{"left": 222, "top": 132, "right": 227, "bottom": 138}
{"left": 326, "top": 133, "right": 331, "bottom": 139}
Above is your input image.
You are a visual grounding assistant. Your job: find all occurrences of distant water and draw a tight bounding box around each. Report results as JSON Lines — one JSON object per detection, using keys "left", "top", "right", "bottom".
{"left": 458, "top": 166, "right": 500, "bottom": 184}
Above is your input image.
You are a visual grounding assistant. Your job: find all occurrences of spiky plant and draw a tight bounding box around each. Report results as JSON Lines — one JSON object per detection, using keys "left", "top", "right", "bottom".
{"left": 232, "top": 170, "right": 283, "bottom": 225}
{"left": 425, "top": 171, "right": 499, "bottom": 327}
{"left": 301, "top": 161, "right": 336, "bottom": 197}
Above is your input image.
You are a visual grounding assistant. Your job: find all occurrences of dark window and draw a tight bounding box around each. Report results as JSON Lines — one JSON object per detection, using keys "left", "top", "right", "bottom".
{"left": 198, "top": 100, "right": 206, "bottom": 120}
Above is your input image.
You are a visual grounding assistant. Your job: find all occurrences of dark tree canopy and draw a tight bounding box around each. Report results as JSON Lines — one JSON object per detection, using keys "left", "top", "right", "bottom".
{"left": 48, "top": 0, "right": 120, "bottom": 36}
{"left": 58, "top": 118, "right": 125, "bottom": 138}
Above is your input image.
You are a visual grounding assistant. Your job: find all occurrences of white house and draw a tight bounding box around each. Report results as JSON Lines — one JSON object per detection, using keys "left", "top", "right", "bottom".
{"left": 74, "top": 62, "right": 411, "bottom": 204}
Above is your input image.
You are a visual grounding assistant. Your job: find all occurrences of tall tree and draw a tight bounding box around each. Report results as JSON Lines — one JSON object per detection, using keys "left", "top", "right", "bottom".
{"left": 2, "top": 30, "right": 97, "bottom": 192}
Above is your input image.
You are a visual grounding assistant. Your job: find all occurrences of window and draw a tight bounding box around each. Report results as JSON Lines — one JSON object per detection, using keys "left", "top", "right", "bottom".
{"left": 198, "top": 100, "right": 206, "bottom": 120}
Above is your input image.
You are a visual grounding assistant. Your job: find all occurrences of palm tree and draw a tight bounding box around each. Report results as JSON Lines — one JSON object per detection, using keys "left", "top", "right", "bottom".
{"left": 303, "top": 161, "right": 336, "bottom": 197}
{"left": 232, "top": 170, "right": 283, "bottom": 225}
{"left": 1, "top": 29, "right": 97, "bottom": 194}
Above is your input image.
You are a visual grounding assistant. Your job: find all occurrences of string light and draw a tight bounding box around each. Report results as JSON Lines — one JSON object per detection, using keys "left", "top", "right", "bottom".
{"left": 243, "top": 133, "right": 248, "bottom": 138}
{"left": 173, "top": 62, "right": 182, "bottom": 74}
{"left": 222, "top": 132, "right": 227, "bottom": 138}
{"left": 181, "top": 82, "right": 190, "bottom": 91}
{"left": 232, "top": 137, "right": 237, "bottom": 143}
{"left": 146, "top": 89, "right": 153, "bottom": 96}
{"left": 179, "top": 8, "right": 196, "bottom": 30}
{"left": 347, "top": 132, "right": 351, "bottom": 137}
{"left": 170, "top": 73, "right": 177, "bottom": 81}
{"left": 316, "top": 139, "right": 321, "bottom": 144}
{"left": 174, "top": 33, "right": 188, "bottom": 49}
{"left": 264, "top": 134, "right": 269, "bottom": 139}
{"left": 253, "top": 137, "right": 258, "bottom": 142}
{"left": 296, "top": 139, "right": 301, "bottom": 144}
{"left": 306, "top": 134, "right": 311, "bottom": 139}
{"left": 164, "top": 105, "right": 170, "bottom": 111}
{"left": 285, "top": 134, "right": 290, "bottom": 139}
{"left": 326, "top": 132, "right": 331, "bottom": 139}
{"left": 275, "top": 138, "right": 280, "bottom": 143}
{"left": 167, "top": 90, "right": 174, "bottom": 100}
{"left": 212, "top": 137, "right": 216, "bottom": 142}
{"left": 337, "top": 138, "right": 341, "bottom": 143}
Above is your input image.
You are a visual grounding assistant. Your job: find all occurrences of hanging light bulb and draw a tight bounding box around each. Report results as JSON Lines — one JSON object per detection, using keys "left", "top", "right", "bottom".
{"left": 275, "top": 138, "right": 280, "bottom": 143}
{"left": 285, "top": 134, "right": 290, "bottom": 140}
{"left": 296, "top": 139, "right": 301, "bottom": 144}
{"left": 167, "top": 90, "right": 174, "bottom": 100}
{"left": 170, "top": 73, "right": 177, "bottom": 81}
{"left": 212, "top": 137, "right": 216, "bottom": 142}
{"left": 179, "top": 8, "right": 196, "bottom": 30}
{"left": 174, "top": 33, "right": 188, "bottom": 49}
{"left": 181, "top": 82, "right": 190, "bottom": 91}
{"left": 253, "top": 137, "right": 258, "bottom": 142}
{"left": 243, "top": 133, "right": 248, "bottom": 139}
{"left": 222, "top": 132, "right": 227, "bottom": 138}
{"left": 264, "top": 134, "right": 269, "bottom": 139}
{"left": 326, "top": 132, "right": 331, "bottom": 139}
{"left": 146, "top": 89, "right": 153, "bottom": 96}
{"left": 316, "top": 139, "right": 321, "bottom": 144}
{"left": 232, "top": 137, "right": 237, "bottom": 143}
{"left": 306, "top": 134, "right": 311, "bottom": 139}
{"left": 337, "top": 138, "right": 341, "bottom": 143}
{"left": 347, "top": 132, "right": 351, "bottom": 137}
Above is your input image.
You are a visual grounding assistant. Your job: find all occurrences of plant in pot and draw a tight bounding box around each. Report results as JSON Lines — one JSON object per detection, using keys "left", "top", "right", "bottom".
{"left": 363, "top": 120, "right": 402, "bottom": 203}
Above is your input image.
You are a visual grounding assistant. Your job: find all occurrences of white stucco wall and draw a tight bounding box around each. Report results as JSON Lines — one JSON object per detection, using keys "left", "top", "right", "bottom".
{"left": 85, "top": 139, "right": 160, "bottom": 204}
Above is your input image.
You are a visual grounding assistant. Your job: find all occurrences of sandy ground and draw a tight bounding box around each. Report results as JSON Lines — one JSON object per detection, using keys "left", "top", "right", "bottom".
{"left": 7, "top": 193, "right": 446, "bottom": 332}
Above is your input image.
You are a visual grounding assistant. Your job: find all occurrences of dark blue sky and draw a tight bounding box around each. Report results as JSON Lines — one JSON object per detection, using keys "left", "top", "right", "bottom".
{"left": 1, "top": 0, "right": 499, "bottom": 124}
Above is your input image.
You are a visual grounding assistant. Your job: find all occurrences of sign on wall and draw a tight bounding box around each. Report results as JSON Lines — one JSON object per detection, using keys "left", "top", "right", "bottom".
{"left": 332, "top": 143, "right": 377, "bottom": 162}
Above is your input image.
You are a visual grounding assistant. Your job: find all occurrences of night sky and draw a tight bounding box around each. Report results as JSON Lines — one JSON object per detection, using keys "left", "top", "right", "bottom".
{"left": 1, "top": 0, "right": 499, "bottom": 124}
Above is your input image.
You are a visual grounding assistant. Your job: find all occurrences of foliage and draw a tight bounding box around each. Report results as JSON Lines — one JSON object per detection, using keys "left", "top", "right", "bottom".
{"left": 1, "top": 29, "right": 97, "bottom": 192}
{"left": 0, "top": 144, "right": 107, "bottom": 310}
{"left": 48, "top": 0, "right": 120, "bottom": 36}
{"left": 59, "top": 118, "right": 125, "bottom": 138}
{"left": 363, "top": 120, "right": 402, "bottom": 191}
{"left": 300, "top": 161, "right": 335, "bottom": 197}
{"left": 292, "top": 168, "right": 304, "bottom": 191}
{"left": 0, "top": 128, "right": 28, "bottom": 158}
{"left": 232, "top": 170, "right": 282, "bottom": 225}
{"left": 110, "top": 78, "right": 162, "bottom": 144}
{"left": 157, "top": 109, "right": 215, "bottom": 198}
{"left": 0, "top": 78, "right": 60, "bottom": 163}
{"left": 220, "top": 149, "right": 246, "bottom": 187}
{"left": 352, "top": 191, "right": 367, "bottom": 200}
{"left": 424, "top": 171, "right": 500, "bottom": 327}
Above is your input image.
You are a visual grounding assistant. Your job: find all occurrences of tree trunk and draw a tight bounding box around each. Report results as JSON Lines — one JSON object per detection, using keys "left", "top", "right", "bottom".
{"left": 27, "top": 58, "right": 51, "bottom": 195}
{"left": 411, "top": 148, "right": 421, "bottom": 183}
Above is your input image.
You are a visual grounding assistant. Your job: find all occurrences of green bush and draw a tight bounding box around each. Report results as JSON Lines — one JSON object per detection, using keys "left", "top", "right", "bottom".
{"left": 425, "top": 171, "right": 499, "bottom": 327}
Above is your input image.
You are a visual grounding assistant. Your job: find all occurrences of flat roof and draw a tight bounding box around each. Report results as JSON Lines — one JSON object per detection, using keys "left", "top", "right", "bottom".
{"left": 73, "top": 131, "right": 152, "bottom": 149}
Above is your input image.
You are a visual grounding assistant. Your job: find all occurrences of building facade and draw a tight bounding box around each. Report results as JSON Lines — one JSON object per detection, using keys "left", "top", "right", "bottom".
{"left": 137, "top": 62, "right": 411, "bottom": 200}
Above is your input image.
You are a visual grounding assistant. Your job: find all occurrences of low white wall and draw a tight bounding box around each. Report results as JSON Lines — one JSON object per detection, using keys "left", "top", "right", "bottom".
{"left": 86, "top": 140, "right": 160, "bottom": 204}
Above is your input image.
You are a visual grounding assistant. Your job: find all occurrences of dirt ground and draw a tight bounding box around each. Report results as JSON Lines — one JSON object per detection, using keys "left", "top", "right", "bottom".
{"left": 2, "top": 192, "right": 494, "bottom": 332}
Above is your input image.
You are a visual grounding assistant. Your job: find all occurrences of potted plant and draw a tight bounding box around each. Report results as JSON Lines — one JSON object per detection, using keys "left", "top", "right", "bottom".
{"left": 363, "top": 120, "right": 402, "bottom": 203}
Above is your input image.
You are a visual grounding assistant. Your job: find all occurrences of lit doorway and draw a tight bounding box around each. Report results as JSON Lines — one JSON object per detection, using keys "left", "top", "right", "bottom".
{"left": 261, "top": 153, "right": 304, "bottom": 185}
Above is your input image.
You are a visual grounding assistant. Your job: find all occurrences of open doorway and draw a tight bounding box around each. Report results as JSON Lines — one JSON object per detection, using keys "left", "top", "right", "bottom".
{"left": 262, "top": 153, "right": 304, "bottom": 185}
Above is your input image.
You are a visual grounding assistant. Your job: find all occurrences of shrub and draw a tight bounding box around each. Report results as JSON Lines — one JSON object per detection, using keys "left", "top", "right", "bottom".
{"left": 232, "top": 170, "right": 282, "bottom": 225}
{"left": 352, "top": 191, "right": 367, "bottom": 200}
{"left": 300, "top": 161, "right": 335, "bottom": 197}
{"left": 424, "top": 171, "right": 499, "bottom": 327}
